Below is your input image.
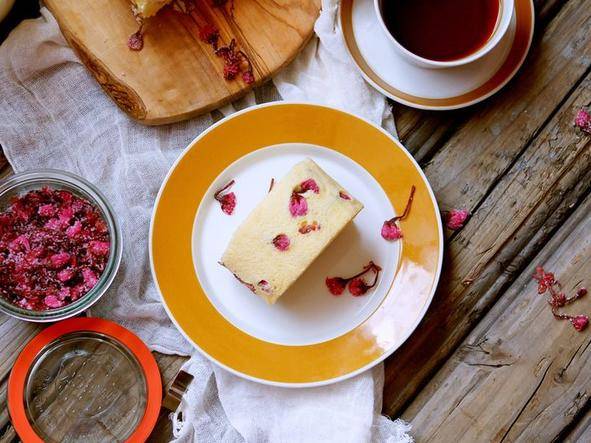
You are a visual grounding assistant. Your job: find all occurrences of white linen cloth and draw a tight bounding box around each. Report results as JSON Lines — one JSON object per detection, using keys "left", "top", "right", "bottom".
{"left": 0, "top": 3, "right": 411, "bottom": 442}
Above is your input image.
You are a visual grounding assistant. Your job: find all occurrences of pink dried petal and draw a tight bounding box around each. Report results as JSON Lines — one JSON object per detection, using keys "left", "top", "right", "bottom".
{"left": 38, "top": 204, "right": 56, "bottom": 217}
{"left": 199, "top": 24, "right": 219, "bottom": 45}
{"left": 66, "top": 220, "right": 82, "bottom": 237}
{"left": 381, "top": 220, "right": 403, "bottom": 241}
{"left": 214, "top": 180, "right": 237, "bottom": 215}
{"left": 348, "top": 278, "right": 370, "bottom": 296}
{"left": 339, "top": 191, "right": 351, "bottom": 200}
{"left": 325, "top": 277, "right": 347, "bottom": 296}
{"left": 58, "top": 207, "right": 74, "bottom": 225}
{"left": 128, "top": 28, "right": 144, "bottom": 51}
{"left": 58, "top": 287, "right": 71, "bottom": 300}
{"left": 89, "top": 240, "right": 110, "bottom": 256}
{"left": 220, "top": 193, "right": 236, "bottom": 215}
{"left": 552, "top": 292, "right": 566, "bottom": 307}
{"left": 571, "top": 315, "right": 589, "bottom": 331}
{"left": 242, "top": 70, "right": 255, "bottom": 84}
{"left": 295, "top": 179, "right": 319, "bottom": 194}
{"left": 82, "top": 268, "right": 99, "bottom": 289}
{"left": 257, "top": 280, "right": 272, "bottom": 293}
{"left": 574, "top": 108, "right": 591, "bottom": 133}
{"left": 289, "top": 193, "right": 308, "bottom": 217}
{"left": 44, "top": 218, "right": 62, "bottom": 230}
{"left": 381, "top": 186, "right": 415, "bottom": 241}
{"left": 50, "top": 252, "right": 71, "bottom": 269}
{"left": 56, "top": 190, "right": 72, "bottom": 203}
{"left": 445, "top": 209, "right": 470, "bottom": 230}
{"left": 57, "top": 268, "right": 75, "bottom": 282}
{"left": 577, "top": 287, "right": 588, "bottom": 297}
{"left": 43, "top": 295, "right": 64, "bottom": 309}
{"left": 9, "top": 235, "right": 30, "bottom": 252}
{"left": 223, "top": 63, "right": 240, "bottom": 80}
{"left": 272, "top": 234, "right": 290, "bottom": 251}
{"left": 326, "top": 262, "right": 381, "bottom": 297}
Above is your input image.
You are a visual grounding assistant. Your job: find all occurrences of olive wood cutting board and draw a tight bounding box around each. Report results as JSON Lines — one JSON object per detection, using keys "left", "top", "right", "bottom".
{"left": 44, "top": 0, "right": 321, "bottom": 125}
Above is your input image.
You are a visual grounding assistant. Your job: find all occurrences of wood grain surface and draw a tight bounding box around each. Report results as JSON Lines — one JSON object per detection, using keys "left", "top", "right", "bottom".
{"left": 383, "top": 0, "right": 591, "bottom": 417}
{"left": 43, "top": 0, "right": 320, "bottom": 125}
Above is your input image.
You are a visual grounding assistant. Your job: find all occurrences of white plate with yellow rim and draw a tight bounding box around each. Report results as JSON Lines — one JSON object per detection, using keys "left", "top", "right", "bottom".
{"left": 150, "top": 103, "right": 443, "bottom": 386}
{"left": 340, "top": 0, "right": 534, "bottom": 110}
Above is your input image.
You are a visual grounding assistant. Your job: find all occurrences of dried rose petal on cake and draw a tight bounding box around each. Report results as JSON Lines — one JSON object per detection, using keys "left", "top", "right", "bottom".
{"left": 294, "top": 179, "right": 319, "bottom": 194}
{"left": 289, "top": 192, "right": 308, "bottom": 217}
{"left": 272, "top": 233, "right": 290, "bottom": 251}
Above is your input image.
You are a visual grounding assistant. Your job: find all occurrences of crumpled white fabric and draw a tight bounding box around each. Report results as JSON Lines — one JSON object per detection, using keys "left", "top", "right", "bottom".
{"left": 0, "top": 2, "right": 410, "bottom": 442}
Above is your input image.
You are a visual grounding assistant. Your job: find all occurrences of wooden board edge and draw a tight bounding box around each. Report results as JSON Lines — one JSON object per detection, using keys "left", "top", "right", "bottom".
{"left": 44, "top": 2, "right": 321, "bottom": 126}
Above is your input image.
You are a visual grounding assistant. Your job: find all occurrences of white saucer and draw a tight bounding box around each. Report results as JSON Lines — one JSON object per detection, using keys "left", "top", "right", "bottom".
{"left": 340, "top": 0, "right": 535, "bottom": 110}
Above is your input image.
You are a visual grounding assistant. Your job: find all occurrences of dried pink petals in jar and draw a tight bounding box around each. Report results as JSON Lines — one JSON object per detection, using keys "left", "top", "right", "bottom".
{"left": 0, "top": 187, "right": 110, "bottom": 311}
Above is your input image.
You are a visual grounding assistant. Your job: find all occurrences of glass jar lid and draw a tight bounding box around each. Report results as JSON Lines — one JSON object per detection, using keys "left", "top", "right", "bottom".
{"left": 8, "top": 318, "right": 161, "bottom": 443}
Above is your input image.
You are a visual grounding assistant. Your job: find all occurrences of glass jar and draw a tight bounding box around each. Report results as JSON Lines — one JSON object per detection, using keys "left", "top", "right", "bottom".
{"left": 0, "top": 169, "right": 122, "bottom": 321}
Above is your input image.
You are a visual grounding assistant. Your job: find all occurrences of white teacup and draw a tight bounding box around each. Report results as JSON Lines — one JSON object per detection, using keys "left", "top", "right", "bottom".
{"left": 374, "top": 0, "right": 515, "bottom": 69}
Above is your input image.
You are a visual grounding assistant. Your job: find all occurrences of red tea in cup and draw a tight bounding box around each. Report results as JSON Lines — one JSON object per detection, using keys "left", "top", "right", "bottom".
{"left": 382, "top": 0, "right": 501, "bottom": 62}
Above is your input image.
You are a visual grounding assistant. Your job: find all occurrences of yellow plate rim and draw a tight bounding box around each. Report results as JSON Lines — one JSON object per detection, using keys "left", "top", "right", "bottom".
{"left": 149, "top": 102, "right": 444, "bottom": 387}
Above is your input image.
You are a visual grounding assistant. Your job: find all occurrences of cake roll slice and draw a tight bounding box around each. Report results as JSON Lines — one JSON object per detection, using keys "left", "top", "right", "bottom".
{"left": 221, "top": 158, "right": 363, "bottom": 304}
{"left": 130, "top": 0, "right": 172, "bottom": 18}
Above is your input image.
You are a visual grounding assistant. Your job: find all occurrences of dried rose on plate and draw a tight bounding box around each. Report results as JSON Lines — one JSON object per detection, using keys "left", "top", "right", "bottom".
{"left": 0, "top": 188, "right": 110, "bottom": 311}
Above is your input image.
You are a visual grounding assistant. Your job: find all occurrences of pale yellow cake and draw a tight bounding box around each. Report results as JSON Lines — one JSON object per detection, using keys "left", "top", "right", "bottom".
{"left": 130, "top": 0, "right": 172, "bottom": 18}
{"left": 220, "top": 159, "right": 363, "bottom": 304}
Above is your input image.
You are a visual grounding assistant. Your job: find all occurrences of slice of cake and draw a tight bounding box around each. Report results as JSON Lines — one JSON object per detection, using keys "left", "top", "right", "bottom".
{"left": 130, "top": 0, "right": 173, "bottom": 18}
{"left": 220, "top": 159, "right": 363, "bottom": 304}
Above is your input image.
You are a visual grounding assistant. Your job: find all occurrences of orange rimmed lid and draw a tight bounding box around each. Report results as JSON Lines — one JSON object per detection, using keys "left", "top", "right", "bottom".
{"left": 8, "top": 317, "right": 162, "bottom": 443}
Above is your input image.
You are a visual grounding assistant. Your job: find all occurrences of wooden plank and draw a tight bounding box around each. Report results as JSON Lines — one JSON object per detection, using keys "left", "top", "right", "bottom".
{"left": 382, "top": 0, "right": 591, "bottom": 411}
{"left": 565, "top": 407, "right": 591, "bottom": 442}
{"left": 402, "top": 193, "right": 591, "bottom": 441}
{"left": 393, "top": 0, "right": 570, "bottom": 160}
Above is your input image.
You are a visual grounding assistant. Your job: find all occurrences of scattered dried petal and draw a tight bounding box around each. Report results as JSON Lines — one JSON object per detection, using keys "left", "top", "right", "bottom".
{"left": 43, "top": 295, "right": 64, "bottom": 309}
{"left": 325, "top": 277, "right": 348, "bottom": 296}
{"left": 445, "top": 209, "right": 470, "bottom": 230}
{"left": 242, "top": 70, "right": 255, "bottom": 85}
{"left": 381, "top": 186, "right": 415, "bottom": 241}
{"left": 571, "top": 315, "right": 589, "bottom": 331}
{"left": 199, "top": 24, "right": 219, "bottom": 46}
{"left": 533, "top": 266, "right": 588, "bottom": 332}
{"left": 325, "top": 261, "right": 381, "bottom": 297}
{"left": 128, "top": 26, "right": 144, "bottom": 51}
{"left": 339, "top": 191, "right": 351, "bottom": 200}
{"left": 574, "top": 108, "right": 591, "bottom": 134}
{"left": 272, "top": 234, "right": 290, "bottom": 251}
{"left": 214, "top": 180, "right": 237, "bottom": 215}
{"left": 381, "top": 220, "right": 403, "bottom": 241}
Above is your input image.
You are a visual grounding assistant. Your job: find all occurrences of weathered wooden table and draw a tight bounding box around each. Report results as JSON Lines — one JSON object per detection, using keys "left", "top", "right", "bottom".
{"left": 1, "top": 0, "right": 590, "bottom": 441}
